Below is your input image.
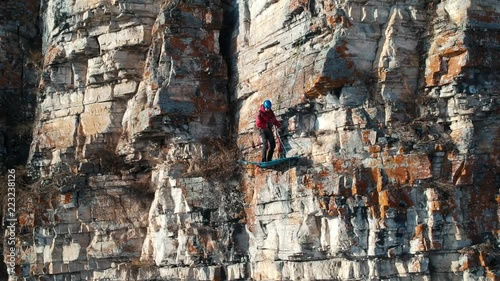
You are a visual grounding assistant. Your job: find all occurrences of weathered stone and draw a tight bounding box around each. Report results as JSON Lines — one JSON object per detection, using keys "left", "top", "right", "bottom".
{"left": 80, "top": 102, "right": 115, "bottom": 135}
{"left": 339, "top": 85, "right": 368, "bottom": 107}
{"left": 98, "top": 25, "right": 151, "bottom": 51}
{"left": 113, "top": 80, "right": 138, "bottom": 98}
{"left": 4, "top": 0, "right": 498, "bottom": 280}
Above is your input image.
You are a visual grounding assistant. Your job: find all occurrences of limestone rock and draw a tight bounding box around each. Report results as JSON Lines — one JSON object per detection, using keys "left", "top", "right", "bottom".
{"left": 1, "top": 0, "right": 498, "bottom": 280}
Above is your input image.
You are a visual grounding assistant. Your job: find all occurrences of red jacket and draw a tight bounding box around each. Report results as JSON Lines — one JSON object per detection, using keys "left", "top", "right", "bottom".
{"left": 256, "top": 105, "right": 281, "bottom": 129}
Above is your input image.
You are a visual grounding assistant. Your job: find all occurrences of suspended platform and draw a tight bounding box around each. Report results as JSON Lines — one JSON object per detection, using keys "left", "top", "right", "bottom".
{"left": 239, "top": 155, "right": 301, "bottom": 168}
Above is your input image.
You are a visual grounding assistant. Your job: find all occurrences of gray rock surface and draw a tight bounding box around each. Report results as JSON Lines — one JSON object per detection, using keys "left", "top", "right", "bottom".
{"left": 1, "top": 0, "right": 499, "bottom": 280}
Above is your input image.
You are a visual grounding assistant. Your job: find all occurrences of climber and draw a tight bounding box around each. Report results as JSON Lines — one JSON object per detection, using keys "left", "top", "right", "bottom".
{"left": 255, "top": 99, "right": 281, "bottom": 162}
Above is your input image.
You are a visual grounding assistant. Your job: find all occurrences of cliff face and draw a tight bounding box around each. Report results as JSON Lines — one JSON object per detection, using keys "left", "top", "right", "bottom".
{"left": 2, "top": 0, "right": 499, "bottom": 280}
{"left": 233, "top": 0, "right": 499, "bottom": 280}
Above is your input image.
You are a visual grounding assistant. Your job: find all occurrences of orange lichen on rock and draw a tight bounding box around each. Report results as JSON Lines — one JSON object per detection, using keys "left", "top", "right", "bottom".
{"left": 303, "top": 43, "right": 355, "bottom": 99}
{"left": 451, "top": 158, "right": 475, "bottom": 185}
{"left": 385, "top": 166, "right": 410, "bottom": 185}
{"left": 63, "top": 193, "right": 72, "bottom": 204}
{"left": 425, "top": 31, "right": 468, "bottom": 86}
{"left": 332, "top": 156, "right": 360, "bottom": 174}
{"left": 289, "top": 0, "right": 309, "bottom": 13}
{"left": 378, "top": 187, "right": 413, "bottom": 218}
{"left": 479, "top": 251, "right": 489, "bottom": 268}
{"left": 302, "top": 173, "right": 325, "bottom": 195}
{"left": 440, "top": 51, "right": 468, "bottom": 85}
{"left": 413, "top": 224, "right": 425, "bottom": 238}
{"left": 384, "top": 153, "right": 432, "bottom": 185}
{"left": 44, "top": 45, "right": 65, "bottom": 66}
{"left": 485, "top": 270, "right": 500, "bottom": 280}
{"left": 406, "top": 154, "right": 433, "bottom": 183}
{"left": 361, "top": 130, "right": 372, "bottom": 145}
{"left": 304, "top": 76, "right": 350, "bottom": 98}
{"left": 188, "top": 240, "right": 199, "bottom": 255}
{"left": 412, "top": 224, "right": 430, "bottom": 251}
{"left": 18, "top": 212, "right": 34, "bottom": 227}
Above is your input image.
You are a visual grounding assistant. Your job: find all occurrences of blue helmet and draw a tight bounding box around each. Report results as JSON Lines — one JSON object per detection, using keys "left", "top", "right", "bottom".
{"left": 263, "top": 100, "right": 272, "bottom": 109}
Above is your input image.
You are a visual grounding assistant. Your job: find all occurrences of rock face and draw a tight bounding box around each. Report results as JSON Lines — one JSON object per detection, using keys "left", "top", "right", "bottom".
{"left": 1, "top": 0, "right": 499, "bottom": 280}
{"left": 233, "top": 2, "right": 499, "bottom": 280}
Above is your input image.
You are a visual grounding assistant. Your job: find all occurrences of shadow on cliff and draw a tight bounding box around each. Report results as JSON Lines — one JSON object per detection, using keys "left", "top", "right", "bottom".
{"left": 219, "top": 0, "right": 239, "bottom": 115}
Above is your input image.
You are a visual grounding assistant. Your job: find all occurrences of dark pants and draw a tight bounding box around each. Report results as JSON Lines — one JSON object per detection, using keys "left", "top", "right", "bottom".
{"left": 260, "top": 128, "right": 276, "bottom": 162}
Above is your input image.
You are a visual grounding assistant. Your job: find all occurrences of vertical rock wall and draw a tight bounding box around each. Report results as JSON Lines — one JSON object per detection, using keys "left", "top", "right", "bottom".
{"left": 16, "top": 0, "right": 236, "bottom": 280}
{"left": 2, "top": 0, "right": 499, "bottom": 280}
{"left": 234, "top": 0, "right": 499, "bottom": 280}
